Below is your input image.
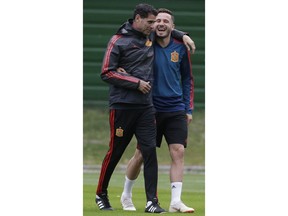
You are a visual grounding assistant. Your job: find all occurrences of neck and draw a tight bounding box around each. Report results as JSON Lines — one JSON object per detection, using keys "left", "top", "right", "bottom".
{"left": 156, "top": 36, "right": 171, "bottom": 48}
{"left": 132, "top": 22, "right": 139, "bottom": 31}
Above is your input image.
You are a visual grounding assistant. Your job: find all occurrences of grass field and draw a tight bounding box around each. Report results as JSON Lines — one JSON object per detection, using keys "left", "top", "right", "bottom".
{"left": 83, "top": 172, "right": 205, "bottom": 216}
{"left": 83, "top": 108, "right": 205, "bottom": 166}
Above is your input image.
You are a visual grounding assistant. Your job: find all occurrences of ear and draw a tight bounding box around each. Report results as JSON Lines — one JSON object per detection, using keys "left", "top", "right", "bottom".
{"left": 135, "top": 14, "right": 141, "bottom": 22}
{"left": 172, "top": 23, "right": 175, "bottom": 30}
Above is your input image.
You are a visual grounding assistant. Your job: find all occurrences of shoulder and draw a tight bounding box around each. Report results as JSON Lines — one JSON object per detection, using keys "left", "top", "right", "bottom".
{"left": 171, "top": 38, "right": 187, "bottom": 52}
{"left": 109, "top": 34, "right": 123, "bottom": 44}
{"left": 109, "top": 34, "right": 135, "bottom": 47}
{"left": 172, "top": 38, "right": 184, "bottom": 45}
{"left": 171, "top": 38, "right": 186, "bottom": 49}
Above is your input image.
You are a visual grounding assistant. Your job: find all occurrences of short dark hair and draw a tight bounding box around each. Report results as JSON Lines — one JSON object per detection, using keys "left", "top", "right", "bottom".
{"left": 133, "top": 3, "right": 158, "bottom": 19}
{"left": 157, "top": 8, "right": 175, "bottom": 23}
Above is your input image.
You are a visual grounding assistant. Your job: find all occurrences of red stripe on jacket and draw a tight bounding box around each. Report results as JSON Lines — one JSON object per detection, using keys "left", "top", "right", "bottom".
{"left": 102, "top": 35, "right": 121, "bottom": 73}
{"left": 187, "top": 51, "right": 194, "bottom": 110}
{"left": 101, "top": 35, "right": 139, "bottom": 84}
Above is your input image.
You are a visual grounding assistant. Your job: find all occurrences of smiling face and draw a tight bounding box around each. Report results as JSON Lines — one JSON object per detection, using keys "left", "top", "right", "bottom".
{"left": 154, "top": 12, "right": 175, "bottom": 38}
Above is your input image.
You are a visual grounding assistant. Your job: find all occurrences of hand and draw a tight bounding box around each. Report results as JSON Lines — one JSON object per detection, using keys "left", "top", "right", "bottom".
{"left": 183, "top": 35, "right": 196, "bottom": 54}
{"left": 138, "top": 80, "right": 151, "bottom": 94}
{"left": 186, "top": 114, "right": 193, "bottom": 124}
{"left": 117, "top": 68, "right": 150, "bottom": 93}
{"left": 117, "top": 67, "right": 128, "bottom": 74}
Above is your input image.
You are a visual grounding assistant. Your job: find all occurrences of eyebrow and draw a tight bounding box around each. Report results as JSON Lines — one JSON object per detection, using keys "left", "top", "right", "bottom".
{"left": 156, "top": 18, "right": 170, "bottom": 22}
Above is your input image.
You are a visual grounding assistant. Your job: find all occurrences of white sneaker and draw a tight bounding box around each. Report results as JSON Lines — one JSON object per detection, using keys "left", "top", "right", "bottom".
{"left": 120, "top": 193, "right": 136, "bottom": 211}
{"left": 169, "top": 201, "right": 194, "bottom": 213}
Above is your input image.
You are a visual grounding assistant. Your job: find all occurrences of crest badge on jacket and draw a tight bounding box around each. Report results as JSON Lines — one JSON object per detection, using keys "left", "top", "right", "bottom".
{"left": 115, "top": 127, "right": 124, "bottom": 137}
{"left": 171, "top": 51, "right": 179, "bottom": 62}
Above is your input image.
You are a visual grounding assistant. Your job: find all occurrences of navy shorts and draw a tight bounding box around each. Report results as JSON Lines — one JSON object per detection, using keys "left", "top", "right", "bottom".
{"left": 155, "top": 111, "right": 188, "bottom": 148}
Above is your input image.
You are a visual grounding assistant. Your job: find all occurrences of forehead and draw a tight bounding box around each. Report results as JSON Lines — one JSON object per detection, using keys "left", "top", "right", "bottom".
{"left": 142, "top": 13, "right": 156, "bottom": 21}
{"left": 156, "top": 12, "right": 172, "bottom": 21}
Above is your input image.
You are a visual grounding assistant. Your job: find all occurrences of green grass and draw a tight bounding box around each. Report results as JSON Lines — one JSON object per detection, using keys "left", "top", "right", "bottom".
{"left": 83, "top": 172, "right": 205, "bottom": 216}
{"left": 83, "top": 108, "right": 205, "bottom": 166}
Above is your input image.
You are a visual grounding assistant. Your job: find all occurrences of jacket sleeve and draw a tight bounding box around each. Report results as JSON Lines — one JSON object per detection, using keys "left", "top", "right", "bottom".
{"left": 180, "top": 47, "right": 194, "bottom": 114}
{"left": 101, "top": 35, "right": 140, "bottom": 89}
{"left": 171, "top": 29, "right": 189, "bottom": 41}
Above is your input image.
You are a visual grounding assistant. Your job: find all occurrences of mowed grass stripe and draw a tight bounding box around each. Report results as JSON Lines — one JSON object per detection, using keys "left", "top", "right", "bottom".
{"left": 84, "top": 172, "right": 204, "bottom": 193}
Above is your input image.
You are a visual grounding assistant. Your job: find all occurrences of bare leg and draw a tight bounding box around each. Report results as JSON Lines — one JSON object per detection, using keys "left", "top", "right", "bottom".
{"left": 169, "top": 144, "right": 184, "bottom": 204}
{"left": 169, "top": 144, "right": 184, "bottom": 182}
{"left": 121, "top": 148, "right": 143, "bottom": 211}
{"left": 168, "top": 144, "right": 194, "bottom": 213}
{"left": 126, "top": 148, "right": 143, "bottom": 180}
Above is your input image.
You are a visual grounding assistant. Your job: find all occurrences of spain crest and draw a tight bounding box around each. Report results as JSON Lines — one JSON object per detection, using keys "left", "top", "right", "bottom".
{"left": 115, "top": 127, "right": 124, "bottom": 137}
{"left": 171, "top": 51, "right": 179, "bottom": 62}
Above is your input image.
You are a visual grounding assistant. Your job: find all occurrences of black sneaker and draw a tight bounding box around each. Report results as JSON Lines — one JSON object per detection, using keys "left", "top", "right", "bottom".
{"left": 95, "top": 193, "right": 113, "bottom": 210}
{"left": 145, "top": 200, "right": 166, "bottom": 213}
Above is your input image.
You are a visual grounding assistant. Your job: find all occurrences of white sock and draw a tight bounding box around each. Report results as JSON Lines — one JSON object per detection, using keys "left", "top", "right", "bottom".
{"left": 170, "top": 182, "right": 183, "bottom": 205}
{"left": 122, "top": 176, "right": 136, "bottom": 197}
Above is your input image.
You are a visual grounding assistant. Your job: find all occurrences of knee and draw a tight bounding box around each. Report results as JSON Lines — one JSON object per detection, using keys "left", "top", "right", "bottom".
{"left": 133, "top": 149, "right": 144, "bottom": 164}
{"left": 170, "top": 144, "right": 185, "bottom": 159}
